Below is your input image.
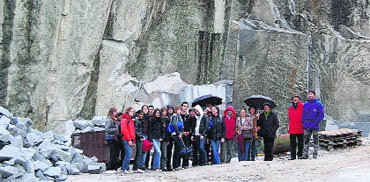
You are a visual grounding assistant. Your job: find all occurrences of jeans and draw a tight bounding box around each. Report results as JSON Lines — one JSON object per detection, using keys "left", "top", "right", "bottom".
{"left": 139, "top": 136, "right": 148, "bottom": 169}
{"left": 199, "top": 136, "right": 208, "bottom": 165}
{"left": 160, "top": 141, "right": 167, "bottom": 170}
{"left": 152, "top": 139, "right": 161, "bottom": 170}
{"left": 210, "top": 140, "right": 221, "bottom": 164}
{"left": 238, "top": 140, "right": 251, "bottom": 161}
{"left": 250, "top": 137, "right": 257, "bottom": 161}
{"left": 106, "top": 139, "right": 120, "bottom": 170}
{"left": 290, "top": 133, "right": 304, "bottom": 159}
{"left": 220, "top": 139, "right": 234, "bottom": 163}
{"left": 303, "top": 129, "right": 319, "bottom": 157}
{"left": 121, "top": 140, "right": 132, "bottom": 171}
{"left": 263, "top": 138, "right": 275, "bottom": 161}
{"left": 133, "top": 138, "right": 143, "bottom": 170}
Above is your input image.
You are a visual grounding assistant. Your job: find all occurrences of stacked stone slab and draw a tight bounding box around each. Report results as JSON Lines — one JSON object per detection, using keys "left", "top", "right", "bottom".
{"left": 0, "top": 106, "right": 106, "bottom": 181}
{"left": 72, "top": 116, "right": 107, "bottom": 134}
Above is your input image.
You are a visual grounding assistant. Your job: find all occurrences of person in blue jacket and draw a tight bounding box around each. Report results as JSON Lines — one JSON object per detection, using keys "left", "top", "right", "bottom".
{"left": 302, "top": 90, "right": 324, "bottom": 159}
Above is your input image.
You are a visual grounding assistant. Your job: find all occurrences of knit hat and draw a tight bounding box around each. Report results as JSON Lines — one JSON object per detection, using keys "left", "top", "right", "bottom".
{"left": 263, "top": 102, "right": 271, "bottom": 108}
{"left": 167, "top": 104, "right": 174, "bottom": 109}
{"left": 308, "top": 90, "right": 316, "bottom": 96}
{"left": 291, "top": 94, "right": 301, "bottom": 100}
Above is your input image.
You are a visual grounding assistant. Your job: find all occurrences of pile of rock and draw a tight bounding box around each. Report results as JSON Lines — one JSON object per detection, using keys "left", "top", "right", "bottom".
{"left": 0, "top": 106, "right": 106, "bottom": 181}
{"left": 72, "top": 116, "right": 107, "bottom": 134}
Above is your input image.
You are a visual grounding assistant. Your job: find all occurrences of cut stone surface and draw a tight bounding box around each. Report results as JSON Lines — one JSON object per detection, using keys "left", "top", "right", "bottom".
{"left": 0, "top": 115, "right": 10, "bottom": 128}
{"left": 26, "top": 133, "right": 43, "bottom": 147}
{"left": 44, "top": 167, "right": 62, "bottom": 178}
{"left": 9, "top": 135, "right": 24, "bottom": 148}
{"left": 0, "top": 145, "right": 20, "bottom": 161}
{"left": 0, "top": 165, "right": 19, "bottom": 178}
{"left": 91, "top": 116, "right": 107, "bottom": 127}
{"left": 0, "top": 106, "right": 13, "bottom": 118}
{"left": 31, "top": 160, "right": 50, "bottom": 171}
{"left": 73, "top": 120, "right": 89, "bottom": 130}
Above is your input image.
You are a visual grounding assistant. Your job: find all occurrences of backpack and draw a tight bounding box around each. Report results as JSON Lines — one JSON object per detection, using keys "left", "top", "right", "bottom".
{"left": 167, "top": 116, "right": 184, "bottom": 133}
{"left": 117, "top": 117, "right": 130, "bottom": 139}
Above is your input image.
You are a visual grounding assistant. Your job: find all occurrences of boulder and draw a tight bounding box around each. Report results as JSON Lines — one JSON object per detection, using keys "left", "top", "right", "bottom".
{"left": 68, "top": 166, "right": 80, "bottom": 175}
{"left": 0, "top": 145, "right": 20, "bottom": 161}
{"left": 44, "top": 167, "right": 62, "bottom": 178}
{"left": 56, "top": 174, "right": 68, "bottom": 181}
{"left": 31, "top": 160, "right": 50, "bottom": 172}
{"left": 73, "top": 120, "right": 89, "bottom": 130}
{"left": 42, "top": 131, "right": 55, "bottom": 141}
{"left": 91, "top": 116, "right": 107, "bottom": 127}
{"left": 93, "top": 127, "right": 105, "bottom": 132}
{"left": 0, "top": 106, "right": 13, "bottom": 118}
{"left": 0, "top": 115, "right": 10, "bottom": 128}
{"left": 11, "top": 173, "right": 39, "bottom": 182}
{"left": 26, "top": 133, "right": 43, "bottom": 147}
{"left": 9, "top": 135, "right": 24, "bottom": 148}
{"left": 0, "top": 127, "right": 13, "bottom": 144}
{"left": 0, "top": 166, "right": 19, "bottom": 178}
{"left": 85, "top": 163, "right": 101, "bottom": 174}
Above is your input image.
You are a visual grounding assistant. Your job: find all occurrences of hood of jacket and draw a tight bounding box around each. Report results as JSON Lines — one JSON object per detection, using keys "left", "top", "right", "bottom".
{"left": 223, "top": 106, "right": 236, "bottom": 118}
{"left": 194, "top": 105, "right": 204, "bottom": 119}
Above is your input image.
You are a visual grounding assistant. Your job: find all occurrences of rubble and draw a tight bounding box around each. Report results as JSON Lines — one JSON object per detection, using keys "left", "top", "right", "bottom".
{"left": 0, "top": 106, "right": 106, "bottom": 181}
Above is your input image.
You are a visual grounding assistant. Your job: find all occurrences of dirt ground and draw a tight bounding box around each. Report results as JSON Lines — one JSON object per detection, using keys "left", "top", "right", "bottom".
{"left": 67, "top": 141, "right": 370, "bottom": 182}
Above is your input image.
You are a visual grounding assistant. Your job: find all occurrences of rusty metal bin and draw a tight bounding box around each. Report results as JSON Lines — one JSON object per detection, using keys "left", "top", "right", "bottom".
{"left": 71, "top": 131, "right": 136, "bottom": 163}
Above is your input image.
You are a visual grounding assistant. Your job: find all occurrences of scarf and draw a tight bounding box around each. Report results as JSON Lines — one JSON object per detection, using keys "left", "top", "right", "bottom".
{"left": 264, "top": 111, "right": 270, "bottom": 118}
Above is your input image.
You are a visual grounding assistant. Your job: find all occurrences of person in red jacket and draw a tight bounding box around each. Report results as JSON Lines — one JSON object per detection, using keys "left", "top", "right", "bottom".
{"left": 288, "top": 95, "right": 304, "bottom": 160}
{"left": 220, "top": 106, "right": 236, "bottom": 164}
{"left": 120, "top": 107, "right": 136, "bottom": 173}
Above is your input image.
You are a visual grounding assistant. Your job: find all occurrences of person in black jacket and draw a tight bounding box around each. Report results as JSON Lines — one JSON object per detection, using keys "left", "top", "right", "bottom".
{"left": 180, "top": 102, "right": 190, "bottom": 168}
{"left": 209, "top": 106, "right": 225, "bottom": 164}
{"left": 133, "top": 110, "right": 145, "bottom": 173}
{"left": 191, "top": 105, "right": 207, "bottom": 166}
{"left": 171, "top": 106, "right": 185, "bottom": 170}
{"left": 105, "top": 107, "right": 120, "bottom": 170}
{"left": 257, "top": 103, "right": 279, "bottom": 161}
{"left": 149, "top": 108, "right": 165, "bottom": 171}
{"left": 166, "top": 105, "right": 175, "bottom": 171}
{"left": 160, "top": 107, "right": 170, "bottom": 171}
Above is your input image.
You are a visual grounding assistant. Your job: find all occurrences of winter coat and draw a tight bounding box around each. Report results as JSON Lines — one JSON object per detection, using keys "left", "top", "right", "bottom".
{"left": 237, "top": 116, "right": 254, "bottom": 133}
{"left": 302, "top": 98, "right": 324, "bottom": 130}
{"left": 223, "top": 106, "right": 237, "bottom": 140}
{"left": 208, "top": 114, "right": 225, "bottom": 140}
{"left": 288, "top": 101, "right": 304, "bottom": 134}
{"left": 105, "top": 117, "right": 119, "bottom": 139}
{"left": 149, "top": 117, "right": 165, "bottom": 140}
{"left": 257, "top": 112, "right": 279, "bottom": 139}
{"left": 120, "top": 114, "right": 136, "bottom": 143}
{"left": 171, "top": 113, "right": 184, "bottom": 135}
{"left": 187, "top": 115, "right": 197, "bottom": 136}
{"left": 134, "top": 117, "right": 144, "bottom": 140}
{"left": 142, "top": 115, "right": 150, "bottom": 136}
{"left": 191, "top": 105, "right": 204, "bottom": 137}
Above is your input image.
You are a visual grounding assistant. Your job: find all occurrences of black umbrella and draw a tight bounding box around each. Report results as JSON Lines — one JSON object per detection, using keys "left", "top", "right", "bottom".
{"left": 192, "top": 94, "right": 222, "bottom": 107}
{"left": 243, "top": 95, "right": 276, "bottom": 110}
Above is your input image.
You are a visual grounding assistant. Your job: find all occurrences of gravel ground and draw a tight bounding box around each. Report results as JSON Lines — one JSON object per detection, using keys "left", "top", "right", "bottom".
{"left": 67, "top": 139, "right": 370, "bottom": 182}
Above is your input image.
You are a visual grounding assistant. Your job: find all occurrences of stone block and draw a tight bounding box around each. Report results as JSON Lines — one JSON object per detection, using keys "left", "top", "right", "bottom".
{"left": 31, "top": 160, "right": 50, "bottom": 172}
{"left": 91, "top": 116, "right": 107, "bottom": 127}
{"left": 0, "top": 127, "right": 13, "bottom": 144}
{"left": 42, "top": 131, "right": 55, "bottom": 141}
{"left": 44, "top": 167, "right": 62, "bottom": 178}
{"left": 26, "top": 133, "right": 43, "bottom": 147}
{"left": 0, "top": 145, "right": 20, "bottom": 161}
{"left": 0, "top": 166, "right": 19, "bottom": 178}
{"left": 73, "top": 120, "right": 89, "bottom": 130}
{"left": 0, "top": 116, "right": 10, "bottom": 128}
{"left": 9, "top": 135, "right": 24, "bottom": 148}
{"left": 0, "top": 106, "right": 13, "bottom": 118}
{"left": 68, "top": 167, "right": 80, "bottom": 175}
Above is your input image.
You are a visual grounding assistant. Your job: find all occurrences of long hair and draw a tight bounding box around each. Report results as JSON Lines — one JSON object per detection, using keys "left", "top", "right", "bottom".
{"left": 124, "top": 107, "right": 134, "bottom": 116}
{"left": 160, "top": 106, "right": 167, "bottom": 119}
{"left": 107, "top": 107, "right": 118, "bottom": 122}
{"left": 151, "top": 108, "right": 161, "bottom": 120}
{"left": 141, "top": 105, "right": 149, "bottom": 115}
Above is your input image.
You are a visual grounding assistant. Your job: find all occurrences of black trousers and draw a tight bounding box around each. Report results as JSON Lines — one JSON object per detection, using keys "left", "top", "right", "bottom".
{"left": 182, "top": 135, "right": 190, "bottom": 167}
{"left": 133, "top": 139, "right": 143, "bottom": 170}
{"left": 172, "top": 135, "right": 185, "bottom": 169}
{"left": 166, "top": 137, "right": 174, "bottom": 170}
{"left": 263, "top": 138, "right": 275, "bottom": 161}
{"left": 290, "top": 134, "right": 304, "bottom": 159}
{"left": 192, "top": 136, "right": 201, "bottom": 166}
{"left": 107, "top": 139, "right": 120, "bottom": 170}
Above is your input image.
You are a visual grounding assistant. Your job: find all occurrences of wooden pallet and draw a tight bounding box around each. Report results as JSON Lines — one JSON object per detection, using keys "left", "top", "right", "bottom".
{"left": 318, "top": 128, "right": 362, "bottom": 151}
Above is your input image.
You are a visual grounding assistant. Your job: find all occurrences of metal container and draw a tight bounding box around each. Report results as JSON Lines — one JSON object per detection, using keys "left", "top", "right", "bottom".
{"left": 71, "top": 131, "right": 136, "bottom": 163}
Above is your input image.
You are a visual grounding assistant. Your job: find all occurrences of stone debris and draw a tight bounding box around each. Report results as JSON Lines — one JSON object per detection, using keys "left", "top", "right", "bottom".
{"left": 72, "top": 116, "right": 108, "bottom": 134}
{"left": 0, "top": 106, "right": 106, "bottom": 181}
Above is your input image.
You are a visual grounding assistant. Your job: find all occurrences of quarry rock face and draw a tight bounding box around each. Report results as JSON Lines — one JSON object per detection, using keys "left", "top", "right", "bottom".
{"left": 0, "top": 0, "right": 370, "bottom": 134}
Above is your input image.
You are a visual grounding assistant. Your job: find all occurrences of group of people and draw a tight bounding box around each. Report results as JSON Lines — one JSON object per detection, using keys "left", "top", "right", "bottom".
{"left": 104, "top": 90, "right": 324, "bottom": 174}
